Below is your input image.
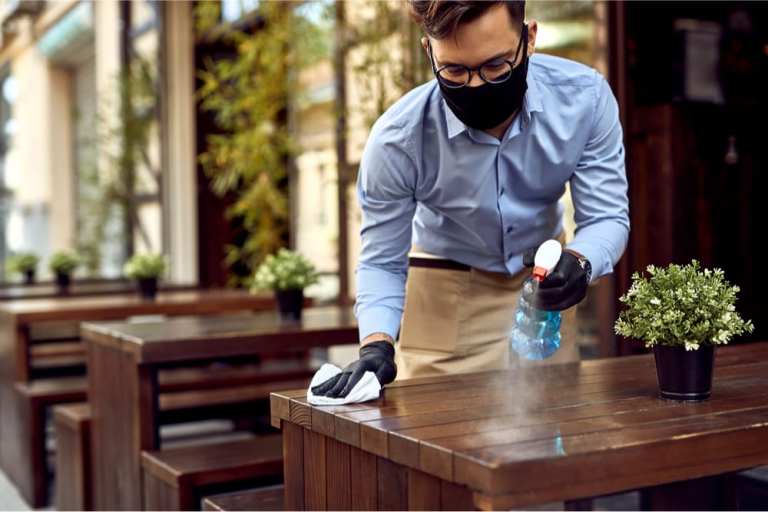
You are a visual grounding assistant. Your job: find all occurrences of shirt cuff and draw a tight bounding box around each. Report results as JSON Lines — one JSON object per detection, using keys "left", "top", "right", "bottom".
{"left": 355, "top": 304, "right": 403, "bottom": 342}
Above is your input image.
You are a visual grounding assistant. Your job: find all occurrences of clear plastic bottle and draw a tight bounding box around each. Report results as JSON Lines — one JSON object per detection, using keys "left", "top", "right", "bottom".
{"left": 510, "top": 240, "right": 563, "bottom": 360}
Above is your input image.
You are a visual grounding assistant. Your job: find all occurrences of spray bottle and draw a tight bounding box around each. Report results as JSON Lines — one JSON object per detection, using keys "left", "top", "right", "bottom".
{"left": 510, "top": 239, "right": 563, "bottom": 360}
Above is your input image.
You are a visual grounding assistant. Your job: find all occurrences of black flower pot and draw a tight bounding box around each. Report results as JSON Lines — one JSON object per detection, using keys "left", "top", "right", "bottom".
{"left": 653, "top": 344, "right": 715, "bottom": 401}
{"left": 23, "top": 269, "right": 36, "bottom": 285}
{"left": 275, "top": 289, "right": 304, "bottom": 321}
{"left": 55, "top": 272, "right": 71, "bottom": 294}
{"left": 137, "top": 278, "right": 158, "bottom": 300}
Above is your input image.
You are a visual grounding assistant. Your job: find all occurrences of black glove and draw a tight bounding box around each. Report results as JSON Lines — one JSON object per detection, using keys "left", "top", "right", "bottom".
{"left": 311, "top": 341, "right": 396, "bottom": 398}
{"left": 522, "top": 249, "right": 591, "bottom": 311}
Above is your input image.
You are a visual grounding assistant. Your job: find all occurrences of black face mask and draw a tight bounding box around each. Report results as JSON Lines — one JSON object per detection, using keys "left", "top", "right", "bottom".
{"left": 432, "top": 25, "right": 529, "bottom": 131}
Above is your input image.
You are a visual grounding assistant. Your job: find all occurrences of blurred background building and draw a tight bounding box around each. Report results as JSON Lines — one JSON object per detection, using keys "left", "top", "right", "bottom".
{"left": 1, "top": 0, "right": 766, "bottom": 356}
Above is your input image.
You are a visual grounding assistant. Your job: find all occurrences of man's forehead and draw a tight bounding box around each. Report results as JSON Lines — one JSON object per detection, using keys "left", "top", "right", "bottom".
{"left": 428, "top": 5, "right": 522, "bottom": 67}
{"left": 431, "top": 31, "right": 520, "bottom": 67}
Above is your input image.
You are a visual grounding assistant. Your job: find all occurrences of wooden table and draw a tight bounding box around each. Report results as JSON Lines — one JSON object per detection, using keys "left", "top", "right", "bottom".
{"left": 0, "top": 279, "right": 195, "bottom": 301}
{"left": 271, "top": 342, "right": 768, "bottom": 510}
{"left": 0, "top": 289, "right": 280, "bottom": 382}
{"left": 82, "top": 305, "right": 358, "bottom": 510}
{"left": 0, "top": 289, "right": 279, "bottom": 506}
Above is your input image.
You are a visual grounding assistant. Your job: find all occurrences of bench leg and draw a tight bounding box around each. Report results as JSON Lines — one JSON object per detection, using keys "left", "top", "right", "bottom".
{"left": 143, "top": 471, "right": 196, "bottom": 511}
{"left": 55, "top": 415, "right": 91, "bottom": 510}
{"left": 0, "top": 390, "right": 47, "bottom": 507}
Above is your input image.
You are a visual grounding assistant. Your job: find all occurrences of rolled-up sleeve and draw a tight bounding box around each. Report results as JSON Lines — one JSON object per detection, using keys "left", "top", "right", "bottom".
{"left": 354, "top": 122, "right": 418, "bottom": 341}
{"left": 567, "top": 75, "right": 630, "bottom": 281}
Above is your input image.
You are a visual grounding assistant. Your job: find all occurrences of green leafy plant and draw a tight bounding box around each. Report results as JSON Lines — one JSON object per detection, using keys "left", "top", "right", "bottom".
{"left": 195, "top": 1, "right": 331, "bottom": 285}
{"left": 123, "top": 253, "right": 167, "bottom": 280}
{"left": 252, "top": 248, "right": 319, "bottom": 291}
{"left": 615, "top": 261, "right": 754, "bottom": 351}
{"left": 6, "top": 252, "right": 39, "bottom": 275}
{"left": 49, "top": 251, "right": 81, "bottom": 276}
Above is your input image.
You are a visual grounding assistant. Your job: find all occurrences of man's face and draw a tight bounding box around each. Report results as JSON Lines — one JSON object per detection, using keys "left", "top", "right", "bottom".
{"left": 422, "top": 4, "right": 537, "bottom": 88}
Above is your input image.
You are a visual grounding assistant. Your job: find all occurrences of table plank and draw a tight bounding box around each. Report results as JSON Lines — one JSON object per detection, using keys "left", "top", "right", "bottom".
{"left": 303, "top": 429, "right": 327, "bottom": 509}
{"left": 377, "top": 457, "right": 408, "bottom": 510}
{"left": 326, "top": 437, "right": 351, "bottom": 509}
{"left": 350, "top": 445, "right": 378, "bottom": 509}
{"left": 282, "top": 422, "right": 305, "bottom": 510}
{"left": 408, "top": 469, "right": 442, "bottom": 510}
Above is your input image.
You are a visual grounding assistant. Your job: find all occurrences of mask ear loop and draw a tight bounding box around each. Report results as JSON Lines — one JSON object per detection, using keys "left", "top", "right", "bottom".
{"left": 513, "top": 23, "right": 529, "bottom": 69}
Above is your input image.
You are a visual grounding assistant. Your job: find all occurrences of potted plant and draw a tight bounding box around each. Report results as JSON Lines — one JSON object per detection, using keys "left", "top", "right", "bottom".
{"left": 615, "top": 261, "right": 754, "bottom": 401}
{"left": 123, "top": 253, "right": 167, "bottom": 300}
{"left": 49, "top": 251, "right": 81, "bottom": 294}
{"left": 6, "top": 252, "right": 40, "bottom": 284}
{"left": 252, "top": 249, "right": 319, "bottom": 321}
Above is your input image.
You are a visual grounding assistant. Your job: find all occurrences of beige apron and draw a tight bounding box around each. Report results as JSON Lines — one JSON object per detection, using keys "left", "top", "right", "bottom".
{"left": 395, "top": 234, "right": 579, "bottom": 380}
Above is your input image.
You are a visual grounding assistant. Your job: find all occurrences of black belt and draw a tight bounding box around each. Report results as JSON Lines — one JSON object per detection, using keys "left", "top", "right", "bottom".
{"left": 408, "top": 256, "right": 470, "bottom": 272}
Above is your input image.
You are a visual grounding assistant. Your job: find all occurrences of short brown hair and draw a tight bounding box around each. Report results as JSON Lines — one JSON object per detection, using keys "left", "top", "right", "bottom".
{"left": 409, "top": 1, "right": 525, "bottom": 39}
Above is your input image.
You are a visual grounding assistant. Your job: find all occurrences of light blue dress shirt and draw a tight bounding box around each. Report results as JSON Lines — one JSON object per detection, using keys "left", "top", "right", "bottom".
{"left": 355, "top": 53, "right": 630, "bottom": 342}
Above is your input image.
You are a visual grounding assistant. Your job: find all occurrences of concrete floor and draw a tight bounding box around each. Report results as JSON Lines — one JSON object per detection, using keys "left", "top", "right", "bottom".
{"left": 0, "top": 469, "right": 30, "bottom": 511}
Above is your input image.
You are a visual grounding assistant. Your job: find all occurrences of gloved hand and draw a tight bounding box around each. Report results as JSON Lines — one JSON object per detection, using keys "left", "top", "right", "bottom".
{"left": 310, "top": 341, "right": 396, "bottom": 398}
{"left": 522, "top": 248, "right": 591, "bottom": 311}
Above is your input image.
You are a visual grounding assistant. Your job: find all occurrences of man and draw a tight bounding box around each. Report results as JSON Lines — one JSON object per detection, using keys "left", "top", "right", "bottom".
{"left": 313, "top": 0, "right": 629, "bottom": 398}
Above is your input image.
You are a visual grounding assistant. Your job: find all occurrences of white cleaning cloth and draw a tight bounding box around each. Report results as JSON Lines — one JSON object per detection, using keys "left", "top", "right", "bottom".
{"left": 307, "top": 363, "right": 381, "bottom": 405}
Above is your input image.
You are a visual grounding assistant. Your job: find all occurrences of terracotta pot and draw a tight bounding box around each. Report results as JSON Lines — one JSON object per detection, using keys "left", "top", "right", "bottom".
{"left": 653, "top": 344, "right": 715, "bottom": 401}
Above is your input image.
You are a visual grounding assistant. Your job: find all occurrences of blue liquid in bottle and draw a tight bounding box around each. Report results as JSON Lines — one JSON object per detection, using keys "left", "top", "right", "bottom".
{"left": 510, "top": 278, "right": 562, "bottom": 360}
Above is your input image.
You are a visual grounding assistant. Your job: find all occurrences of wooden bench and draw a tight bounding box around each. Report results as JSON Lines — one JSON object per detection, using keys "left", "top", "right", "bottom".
{"left": 203, "top": 485, "right": 284, "bottom": 511}
{"left": 52, "top": 361, "right": 314, "bottom": 509}
{"left": 142, "top": 436, "right": 284, "bottom": 510}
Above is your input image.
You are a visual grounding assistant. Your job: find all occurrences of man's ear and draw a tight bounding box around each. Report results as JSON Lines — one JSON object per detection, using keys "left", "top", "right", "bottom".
{"left": 420, "top": 36, "right": 429, "bottom": 54}
{"left": 526, "top": 20, "right": 537, "bottom": 57}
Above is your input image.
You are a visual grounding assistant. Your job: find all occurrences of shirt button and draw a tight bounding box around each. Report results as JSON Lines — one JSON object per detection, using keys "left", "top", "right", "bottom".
{"left": 499, "top": 187, "right": 505, "bottom": 196}
{"left": 506, "top": 226, "right": 514, "bottom": 234}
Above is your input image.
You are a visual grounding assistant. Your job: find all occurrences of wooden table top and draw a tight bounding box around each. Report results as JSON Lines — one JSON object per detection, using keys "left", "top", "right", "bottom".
{"left": 82, "top": 305, "right": 358, "bottom": 364}
{"left": 271, "top": 342, "right": 768, "bottom": 509}
{"left": 0, "top": 280, "right": 195, "bottom": 301}
{"left": 0, "top": 289, "right": 277, "bottom": 324}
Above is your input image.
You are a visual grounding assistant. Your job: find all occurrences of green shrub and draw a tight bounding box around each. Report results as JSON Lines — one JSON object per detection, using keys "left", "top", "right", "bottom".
{"left": 123, "top": 253, "right": 167, "bottom": 280}
{"left": 615, "top": 261, "right": 753, "bottom": 351}
{"left": 252, "top": 249, "right": 319, "bottom": 291}
{"left": 6, "top": 252, "right": 39, "bottom": 275}
{"left": 49, "top": 251, "right": 81, "bottom": 276}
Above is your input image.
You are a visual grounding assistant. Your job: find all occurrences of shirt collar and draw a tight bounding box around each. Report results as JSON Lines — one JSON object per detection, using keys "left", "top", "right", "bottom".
{"left": 443, "top": 69, "right": 544, "bottom": 140}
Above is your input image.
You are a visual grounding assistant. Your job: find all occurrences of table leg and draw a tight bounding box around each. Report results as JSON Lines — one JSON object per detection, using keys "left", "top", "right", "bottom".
{"left": 89, "top": 343, "right": 158, "bottom": 510}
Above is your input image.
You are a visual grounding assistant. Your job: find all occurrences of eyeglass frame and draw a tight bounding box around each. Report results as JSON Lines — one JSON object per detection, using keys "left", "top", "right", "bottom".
{"left": 427, "top": 23, "right": 529, "bottom": 89}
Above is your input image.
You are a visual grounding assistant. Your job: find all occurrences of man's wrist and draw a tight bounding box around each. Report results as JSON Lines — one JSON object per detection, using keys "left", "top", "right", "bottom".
{"left": 361, "top": 332, "right": 395, "bottom": 347}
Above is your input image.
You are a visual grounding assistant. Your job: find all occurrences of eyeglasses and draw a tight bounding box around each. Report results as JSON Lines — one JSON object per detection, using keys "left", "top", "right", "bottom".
{"left": 428, "top": 24, "right": 528, "bottom": 89}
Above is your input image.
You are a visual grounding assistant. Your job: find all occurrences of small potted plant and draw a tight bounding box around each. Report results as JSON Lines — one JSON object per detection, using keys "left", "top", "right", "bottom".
{"left": 123, "top": 253, "right": 167, "bottom": 300}
{"left": 49, "top": 251, "right": 81, "bottom": 294}
{"left": 6, "top": 252, "right": 40, "bottom": 284}
{"left": 615, "top": 260, "right": 753, "bottom": 401}
{"left": 252, "top": 248, "right": 319, "bottom": 321}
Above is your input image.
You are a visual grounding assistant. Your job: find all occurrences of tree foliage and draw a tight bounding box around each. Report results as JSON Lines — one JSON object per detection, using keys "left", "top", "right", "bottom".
{"left": 196, "top": 1, "right": 330, "bottom": 285}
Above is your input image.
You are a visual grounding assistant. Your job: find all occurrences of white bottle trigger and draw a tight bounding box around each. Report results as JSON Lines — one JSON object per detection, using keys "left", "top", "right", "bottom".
{"left": 532, "top": 239, "right": 562, "bottom": 282}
